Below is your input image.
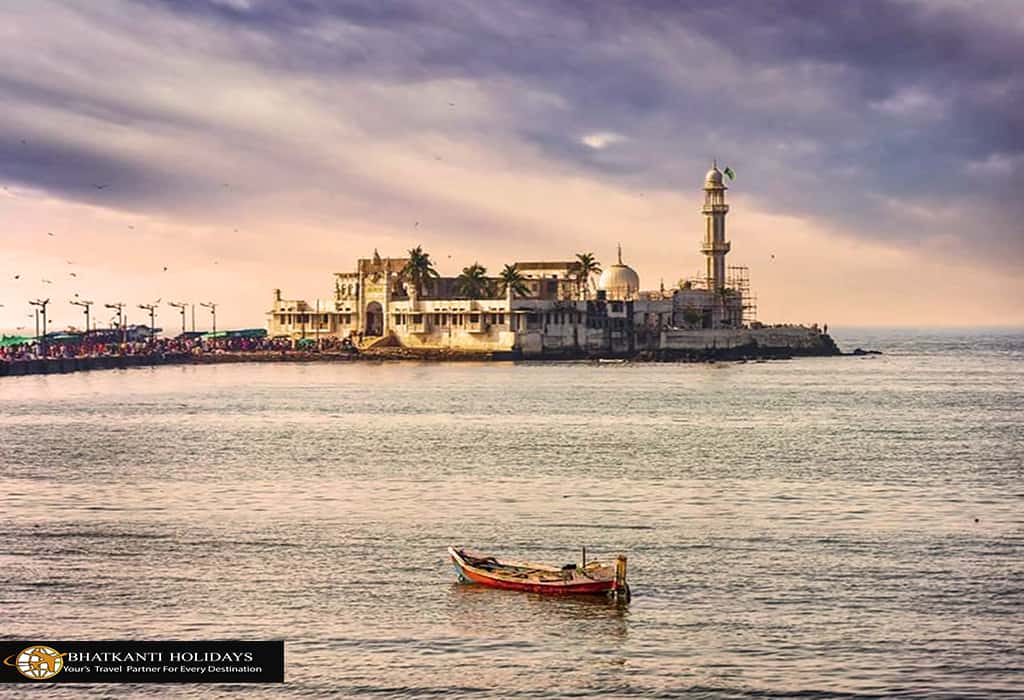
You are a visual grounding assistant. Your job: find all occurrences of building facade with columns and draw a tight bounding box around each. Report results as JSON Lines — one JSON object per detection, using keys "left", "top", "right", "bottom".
{"left": 268, "top": 165, "right": 755, "bottom": 355}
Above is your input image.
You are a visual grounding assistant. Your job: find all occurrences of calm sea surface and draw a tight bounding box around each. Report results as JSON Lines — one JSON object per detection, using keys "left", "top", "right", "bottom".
{"left": 1, "top": 328, "right": 1022, "bottom": 698}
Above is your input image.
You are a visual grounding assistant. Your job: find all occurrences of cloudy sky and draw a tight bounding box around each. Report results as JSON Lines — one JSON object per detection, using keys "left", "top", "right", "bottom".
{"left": 1, "top": 0, "right": 1021, "bottom": 332}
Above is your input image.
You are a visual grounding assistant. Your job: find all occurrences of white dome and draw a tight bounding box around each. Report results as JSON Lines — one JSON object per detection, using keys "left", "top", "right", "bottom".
{"left": 597, "top": 246, "right": 640, "bottom": 300}
{"left": 704, "top": 166, "right": 723, "bottom": 186}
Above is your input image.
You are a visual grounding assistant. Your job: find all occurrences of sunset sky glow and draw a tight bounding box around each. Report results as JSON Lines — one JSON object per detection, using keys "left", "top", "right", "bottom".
{"left": 1, "top": 0, "right": 1022, "bottom": 331}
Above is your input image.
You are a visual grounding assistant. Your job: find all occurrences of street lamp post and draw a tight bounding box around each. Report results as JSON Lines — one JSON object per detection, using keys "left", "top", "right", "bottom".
{"left": 29, "top": 299, "right": 49, "bottom": 355}
{"left": 168, "top": 301, "right": 187, "bottom": 338}
{"left": 200, "top": 301, "right": 217, "bottom": 335}
{"left": 105, "top": 302, "right": 126, "bottom": 344}
{"left": 137, "top": 303, "right": 158, "bottom": 344}
{"left": 70, "top": 298, "right": 93, "bottom": 339}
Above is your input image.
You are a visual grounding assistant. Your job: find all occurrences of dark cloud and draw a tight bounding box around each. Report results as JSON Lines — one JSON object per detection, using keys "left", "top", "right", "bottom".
{"left": 0, "top": 135, "right": 186, "bottom": 208}
{"left": 0, "top": 74, "right": 210, "bottom": 134}
{"left": 3, "top": 0, "right": 1021, "bottom": 267}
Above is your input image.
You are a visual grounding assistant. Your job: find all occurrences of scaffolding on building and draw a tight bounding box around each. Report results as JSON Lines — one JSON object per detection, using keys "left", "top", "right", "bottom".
{"left": 726, "top": 266, "right": 758, "bottom": 325}
{"left": 677, "top": 273, "right": 709, "bottom": 291}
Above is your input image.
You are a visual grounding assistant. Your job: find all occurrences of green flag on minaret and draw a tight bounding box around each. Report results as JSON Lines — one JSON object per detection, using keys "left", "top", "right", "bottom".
{"left": 723, "top": 166, "right": 736, "bottom": 181}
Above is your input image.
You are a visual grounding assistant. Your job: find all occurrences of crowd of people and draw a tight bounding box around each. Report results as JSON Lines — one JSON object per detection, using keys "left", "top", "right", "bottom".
{"left": 0, "top": 333, "right": 356, "bottom": 364}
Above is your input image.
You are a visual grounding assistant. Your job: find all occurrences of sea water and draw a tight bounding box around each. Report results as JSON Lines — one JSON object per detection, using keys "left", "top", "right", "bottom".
{"left": 1, "top": 328, "right": 1021, "bottom": 697}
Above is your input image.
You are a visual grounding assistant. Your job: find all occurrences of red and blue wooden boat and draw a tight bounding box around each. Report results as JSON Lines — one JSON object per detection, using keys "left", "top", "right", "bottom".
{"left": 448, "top": 546, "right": 630, "bottom": 599}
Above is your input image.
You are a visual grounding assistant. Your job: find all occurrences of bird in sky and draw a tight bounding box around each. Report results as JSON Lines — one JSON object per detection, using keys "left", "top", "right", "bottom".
{"left": 92, "top": 184, "right": 109, "bottom": 189}
{"left": 770, "top": 254, "right": 776, "bottom": 259}
{"left": 47, "top": 232, "right": 55, "bottom": 237}
{"left": 162, "top": 266, "right": 168, "bottom": 271}
{"left": 41, "top": 279, "right": 52, "bottom": 284}
{"left": 414, "top": 221, "right": 419, "bottom": 228}
{"left": 67, "top": 260, "right": 74, "bottom": 264}
{"left": 13, "top": 274, "right": 20, "bottom": 280}
{"left": 69, "top": 272, "right": 77, "bottom": 277}
{"left": 128, "top": 225, "right": 135, "bottom": 230}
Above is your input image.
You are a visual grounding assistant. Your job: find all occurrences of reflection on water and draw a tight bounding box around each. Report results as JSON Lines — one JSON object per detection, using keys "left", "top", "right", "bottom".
{"left": 0, "top": 328, "right": 1022, "bottom": 697}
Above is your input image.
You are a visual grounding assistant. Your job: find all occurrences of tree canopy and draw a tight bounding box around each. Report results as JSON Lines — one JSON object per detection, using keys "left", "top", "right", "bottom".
{"left": 499, "top": 264, "right": 530, "bottom": 298}
{"left": 400, "top": 245, "right": 439, "bottom": 296}
{"left": 455, "top": 262, "right": 493, "bottom": 298}
{"left": 575, "top": 252, "right": 602, "bottom": 297}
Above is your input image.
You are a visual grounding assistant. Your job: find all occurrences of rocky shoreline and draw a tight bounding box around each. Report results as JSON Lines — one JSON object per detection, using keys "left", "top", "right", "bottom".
{"left": 0, "top": 334, "right": 858, "bottom": 378}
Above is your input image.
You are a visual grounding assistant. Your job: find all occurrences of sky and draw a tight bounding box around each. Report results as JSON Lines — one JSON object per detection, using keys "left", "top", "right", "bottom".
{"left": 1, "top": 0, "right": 1022, "bottom": 333}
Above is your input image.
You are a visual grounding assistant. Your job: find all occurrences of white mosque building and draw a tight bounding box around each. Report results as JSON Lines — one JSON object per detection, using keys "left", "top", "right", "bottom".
{"left": 267, "top": 165, "right": 831, "bottom": 357}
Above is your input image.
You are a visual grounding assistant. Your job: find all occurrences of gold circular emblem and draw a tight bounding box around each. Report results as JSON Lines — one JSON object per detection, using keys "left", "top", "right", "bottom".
{"left": 5, "top": 645, "right": 65, "bottom": 680}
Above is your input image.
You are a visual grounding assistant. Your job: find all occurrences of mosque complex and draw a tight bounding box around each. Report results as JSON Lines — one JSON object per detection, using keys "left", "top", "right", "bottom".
{"left": 267, "top": 165, "right": 834, "bottom": 358}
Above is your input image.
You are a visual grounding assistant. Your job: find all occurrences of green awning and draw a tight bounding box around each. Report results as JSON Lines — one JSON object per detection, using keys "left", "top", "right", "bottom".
{"left": 201, "top": 329, "right": 267, "bottom": 339}
{"left": 233, "top": 328, "right": 268, "bottom": 338}
{"left": 0, "top": 335, "right": 33, "bottom": 347}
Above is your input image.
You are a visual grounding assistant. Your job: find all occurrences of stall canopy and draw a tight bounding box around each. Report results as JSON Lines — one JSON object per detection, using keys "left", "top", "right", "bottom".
{"left": 0, "top": 335, "right": 33, "bottom": 347}
{"left": 201, "top": 328, "right": 268, "bottom": 340}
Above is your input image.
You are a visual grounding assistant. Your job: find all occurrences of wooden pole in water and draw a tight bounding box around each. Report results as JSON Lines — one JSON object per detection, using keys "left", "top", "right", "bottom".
{"left": 582, "top": 546, "right": 586, "bottom": 568}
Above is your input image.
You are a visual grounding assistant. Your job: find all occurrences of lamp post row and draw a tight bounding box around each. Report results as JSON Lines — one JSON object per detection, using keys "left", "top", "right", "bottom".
{"left": 26, "top": 299, "right": 220, "bottom": 345}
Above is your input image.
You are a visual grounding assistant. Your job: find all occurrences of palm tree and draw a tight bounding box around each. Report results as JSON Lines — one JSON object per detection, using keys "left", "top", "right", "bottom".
{"left": 400, "top": 245, "right": 439, "bottom": 297}
{"left": 499, "top": 264, "right": 530, "bottom": 298}
{"left": 455, "top": 262, "right": 490, "bottom": 298}
{"left": 575, "top": 252, "right": 602, "bottom": 299}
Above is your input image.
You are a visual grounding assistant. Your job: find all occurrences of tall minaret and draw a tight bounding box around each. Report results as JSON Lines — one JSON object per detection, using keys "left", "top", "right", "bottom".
{"left": 701, "top": 161, "right": 730, "bottom": 291}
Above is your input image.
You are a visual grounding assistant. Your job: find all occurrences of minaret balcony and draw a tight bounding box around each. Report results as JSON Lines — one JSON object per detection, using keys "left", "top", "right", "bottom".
{"left": 700, "top": 241, "right": 731, "bottom": 254}
{"left": 701, "top": 204, "right": 730, "bottom": 214}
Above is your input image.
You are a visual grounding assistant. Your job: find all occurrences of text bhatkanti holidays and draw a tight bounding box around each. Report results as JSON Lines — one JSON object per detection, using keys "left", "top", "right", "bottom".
{"left": 67, "top": 651, "right": 254, "bottom": 663}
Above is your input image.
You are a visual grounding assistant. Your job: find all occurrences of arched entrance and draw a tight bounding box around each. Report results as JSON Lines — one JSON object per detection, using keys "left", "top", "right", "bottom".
{"left": 365, "top": 301, "right": 383, "bottom": 337}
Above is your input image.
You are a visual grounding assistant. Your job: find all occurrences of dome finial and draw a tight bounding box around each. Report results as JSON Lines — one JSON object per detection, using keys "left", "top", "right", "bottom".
{"left": 705, "top": 162, "right": 724, "bottom": 186}
{"left": 617, "top": 243, "right": 623, "bottom": 265}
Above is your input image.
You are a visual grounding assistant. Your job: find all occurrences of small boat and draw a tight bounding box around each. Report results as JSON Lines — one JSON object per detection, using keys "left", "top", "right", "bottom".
{"left": 448, "top": 546, "right": 630, "bottom": 599}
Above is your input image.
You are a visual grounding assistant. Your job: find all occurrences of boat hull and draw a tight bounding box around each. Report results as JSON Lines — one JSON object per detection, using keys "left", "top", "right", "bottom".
{"left": 449, "top": 546, "right": 622, "bottom": 596}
